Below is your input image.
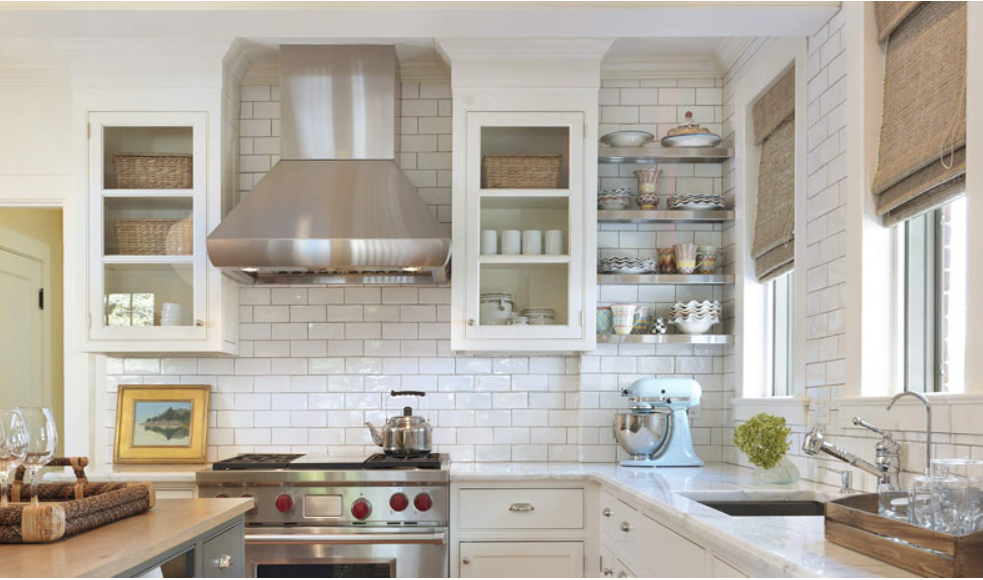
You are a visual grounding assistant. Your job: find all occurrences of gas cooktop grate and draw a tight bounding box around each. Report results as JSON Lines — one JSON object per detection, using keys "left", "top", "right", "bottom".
{"left": 212, "top": 453, "right": 305, "bottom": 470}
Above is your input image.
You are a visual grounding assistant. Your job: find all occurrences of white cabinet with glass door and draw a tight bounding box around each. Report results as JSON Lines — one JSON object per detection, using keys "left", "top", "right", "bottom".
{"left": 84, "top": 111, "right": 236, "bottom": 354}
{"left": 452, "top": 109, "right": 595, "bottom": 351}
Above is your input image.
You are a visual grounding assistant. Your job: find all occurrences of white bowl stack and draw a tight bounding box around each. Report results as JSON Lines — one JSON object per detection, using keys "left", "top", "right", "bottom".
{"left": 667, "top": 194, "right": 726, "bottom": 210}
{"left": 668, "top": 300, "right": 721, "bottom": 335}
{"left": 599, "top": 256, "right": 657, "bottom": 274}
{"left": 598, "top": 188, "right": 631, "bottom": 210}
{"left": 161, "top": 302, "right": 192, "bottom": 327}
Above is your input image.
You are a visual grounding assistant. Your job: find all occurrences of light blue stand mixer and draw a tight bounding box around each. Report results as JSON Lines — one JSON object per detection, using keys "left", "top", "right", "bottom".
{"left": 614, "top": 377, "right": 704, "bottom": 467}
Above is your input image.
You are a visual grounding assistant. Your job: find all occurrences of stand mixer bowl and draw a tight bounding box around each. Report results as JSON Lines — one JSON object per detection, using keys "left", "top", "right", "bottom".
{"left": 614, "top": 410, "right": 670, "bottom": 460}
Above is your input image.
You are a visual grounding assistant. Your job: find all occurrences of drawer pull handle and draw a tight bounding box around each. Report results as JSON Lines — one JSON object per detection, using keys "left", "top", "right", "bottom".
{"left": 218, "top": 554, "right": 233, "bottom": 569}
{"left": 617, "top": 572, "right": 628, "bottom": 578}
{"left": 463, "top": 557, "right": 472, "bottom": 565}
{"left": 508, "top": 502, "right": 535, "bottom": 512}
{"left": 468, "top": 318, "right": 476, "bottom": 326}
{"left": 620, "top": 521, "right": 631, "bottom": 533}
{"left": 603, "top": 568, "right": 613, "bottom": 577}
{"left": 602, "top": 507, "right": 612, "bottom": 517}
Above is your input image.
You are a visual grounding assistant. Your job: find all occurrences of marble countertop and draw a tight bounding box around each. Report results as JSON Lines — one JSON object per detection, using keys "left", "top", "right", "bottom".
{"left": 0, "top": 498, "right": 251, "bottom": 578}
{"left": 451, "top": 462, "right": 916, "bottom": 578}
{"left": 48, "top": 461, "right": 914, "bottom": 577}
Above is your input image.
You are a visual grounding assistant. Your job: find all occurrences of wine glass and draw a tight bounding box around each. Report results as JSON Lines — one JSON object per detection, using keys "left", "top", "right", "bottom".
{"left": 0, "top": 408, "right": 29, "bottom": 507}
{"left": 21, "top": 407, "right": 58, "bottom": 506}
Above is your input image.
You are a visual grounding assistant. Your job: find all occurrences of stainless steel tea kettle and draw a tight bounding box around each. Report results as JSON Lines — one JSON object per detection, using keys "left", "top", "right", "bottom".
{"left": 365, "top": 391, "right": 433, "bottom": 456}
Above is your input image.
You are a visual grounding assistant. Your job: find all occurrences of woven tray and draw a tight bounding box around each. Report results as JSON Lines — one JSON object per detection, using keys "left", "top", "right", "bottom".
{"left": 826, "top": 492, "right": 983, "bottom": 577}
{"left": 113, "top": 152, "right": 192, "bottom": 189}
{"left": 1, "top": 457, "right": 155, "bottom": 544}
{"left": 482, "top": 155, "right": 562, "bottom": 189}
{"left": 114, "top": 218, "right": 193, "bottom": 255}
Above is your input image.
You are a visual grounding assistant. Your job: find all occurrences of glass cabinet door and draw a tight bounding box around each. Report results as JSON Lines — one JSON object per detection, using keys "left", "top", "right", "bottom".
{"left": 464, "top": 111, "right": 585, "bottom": 341}
{"left": 88, "top": 112, "right": 207, "bottom": 341}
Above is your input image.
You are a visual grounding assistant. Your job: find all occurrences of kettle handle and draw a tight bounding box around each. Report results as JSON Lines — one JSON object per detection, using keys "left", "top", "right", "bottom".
{"left": 391, "top": 390, "right": 426, "bottom": 398}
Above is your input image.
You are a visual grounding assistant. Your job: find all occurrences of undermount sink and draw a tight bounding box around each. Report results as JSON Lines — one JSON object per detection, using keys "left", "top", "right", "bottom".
{"left": 694, "top": 500, "right": 826, "bottom": 517}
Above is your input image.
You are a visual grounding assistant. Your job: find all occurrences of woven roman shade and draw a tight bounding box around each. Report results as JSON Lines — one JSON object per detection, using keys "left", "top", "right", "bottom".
{"left": 752, "top": 68, "right": 795, "bottom": 282}
{"left": 872, "top": 1, "right": 967, "bottom": 225}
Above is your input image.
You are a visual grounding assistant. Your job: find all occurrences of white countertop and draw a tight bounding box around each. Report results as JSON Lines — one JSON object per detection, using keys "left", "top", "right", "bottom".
{"left": 451, "top": 462, "right": 915, "bottom": 578}
{"left": 49, "top": 461, "right": 914, "bottom": 578}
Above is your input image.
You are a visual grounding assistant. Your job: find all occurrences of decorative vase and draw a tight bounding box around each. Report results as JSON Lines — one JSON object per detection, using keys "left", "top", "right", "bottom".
{"left": 752, "top": 456, "right": 800, "bottom": 485}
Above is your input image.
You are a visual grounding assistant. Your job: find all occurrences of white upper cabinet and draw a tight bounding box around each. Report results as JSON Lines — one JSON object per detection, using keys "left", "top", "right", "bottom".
{"left": 443, "top": 39, "right": 607, "bottom": 352}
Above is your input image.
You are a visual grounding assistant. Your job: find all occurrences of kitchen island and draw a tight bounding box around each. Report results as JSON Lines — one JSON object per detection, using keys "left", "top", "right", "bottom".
{"left": 0, "top": 498, "right": 252, "bottom": 578}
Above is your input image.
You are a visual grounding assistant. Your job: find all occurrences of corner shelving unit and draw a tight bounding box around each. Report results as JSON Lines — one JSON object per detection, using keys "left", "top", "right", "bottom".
{"left": 596, "top": 143, "right": 736, "bottom": 345}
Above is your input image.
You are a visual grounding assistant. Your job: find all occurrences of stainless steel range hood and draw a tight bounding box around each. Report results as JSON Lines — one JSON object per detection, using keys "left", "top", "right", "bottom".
{"left": 207, "top": 45, "right": 450, "bottom": 284}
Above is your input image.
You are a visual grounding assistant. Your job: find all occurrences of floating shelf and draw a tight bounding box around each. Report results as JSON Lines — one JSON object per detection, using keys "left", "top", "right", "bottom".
{"left": 598, "top": 147, "right": 733, "bottom": 164}
{"left": 597, "top": 334, "right": 734, "bottom": 344}
{"left": 102, "top": 255, "right": 195, "bottom": 264}
{"left": 479, "top": 255, "right": 570, "bottom": 265}
{"left": 597, "top": 274, "right": 734, "bottom": 285}
{"left": 597, "top": 210, "right": 734, "bottom": 223}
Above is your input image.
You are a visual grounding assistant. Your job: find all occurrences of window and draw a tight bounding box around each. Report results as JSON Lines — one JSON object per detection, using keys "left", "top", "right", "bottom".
{"left": 901, "top": 196, "right": 967, "bottom": 393}
{"left": 765, "top": 271, "right": 794, "bottom": 397}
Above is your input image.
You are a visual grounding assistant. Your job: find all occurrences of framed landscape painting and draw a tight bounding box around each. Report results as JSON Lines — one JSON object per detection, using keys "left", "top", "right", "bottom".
{"left": 114, "top": 385, "right": 210, "bottom": 464}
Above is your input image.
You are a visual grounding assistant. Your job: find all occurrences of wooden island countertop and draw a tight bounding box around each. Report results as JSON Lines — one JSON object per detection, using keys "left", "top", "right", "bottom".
{"left": 0, "top": 498, "right": 253, "bottom": 578}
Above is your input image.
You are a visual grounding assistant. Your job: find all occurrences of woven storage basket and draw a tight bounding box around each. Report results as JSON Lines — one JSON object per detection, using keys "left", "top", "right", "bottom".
{"left": 1, "top": 457, "right": 155, "bottom": 544}
{"left": 482, "top": 155, "right": 562, "bottom": 189}
{"left": 114, "top": 218, "right": 193, "bottom": 255}
{"left": 113, "top": 152, "right": 193, "bottom": 189}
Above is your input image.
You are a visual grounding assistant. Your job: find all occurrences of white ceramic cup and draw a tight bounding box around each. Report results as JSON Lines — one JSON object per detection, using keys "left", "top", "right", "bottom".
{"left": 502, "top": 230, "right": 522, "bottom": 255}
{"left": 522, "top": 230, "right": 543, "bottom": 255}
{"left": 481, "top": 230, "right": 498, "bottom": 255}
{"left": 545, "top": 230, "right": 564, "bottom": 255}
{"left": 611, "top": 304, "right": 641, "bottom": 336}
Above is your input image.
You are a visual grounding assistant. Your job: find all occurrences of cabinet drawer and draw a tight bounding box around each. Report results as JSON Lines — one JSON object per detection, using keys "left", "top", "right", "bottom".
{"left": 201, "top": 522, "right": 244, "bottom": 578}
{"left": 639, "top": 515, "right": 706, "bottom": 577}
{"left": 599, "top": 492, "right": 636, "bottom": 540}
{"left": 156, "top": 487, "right": 195, "bottom": 500}
{"left": 711, "top": 556, "right": 749, "bottom": 578}
{"left": 459, "top": 488, "right": 584, "bottom": 529}
{"left": 460, "top": 541, "right": 584, "bottom": 578}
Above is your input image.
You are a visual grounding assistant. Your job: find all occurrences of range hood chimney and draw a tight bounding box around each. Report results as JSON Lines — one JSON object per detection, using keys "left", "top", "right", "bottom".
{"left": 207, "top": 45, "right": 451, "bottom": 285}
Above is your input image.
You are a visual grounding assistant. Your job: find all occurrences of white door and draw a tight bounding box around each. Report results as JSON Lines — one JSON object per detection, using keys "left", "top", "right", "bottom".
{"left": 0, "top": 245, "right": 46, "bottom": 407}
{"left": 459, "top": 541, "right": 584, "bottom": 578}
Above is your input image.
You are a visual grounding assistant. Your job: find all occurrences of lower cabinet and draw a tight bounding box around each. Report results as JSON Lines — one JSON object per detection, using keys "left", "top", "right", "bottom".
{"left": 460, "top": 542, "right": 585, "bottom": 578}
{"left": 201, "top": 520, "right": 245, "bottom": 578}
{"left": 711, "top": 555, "right": 751, "bottom": 578}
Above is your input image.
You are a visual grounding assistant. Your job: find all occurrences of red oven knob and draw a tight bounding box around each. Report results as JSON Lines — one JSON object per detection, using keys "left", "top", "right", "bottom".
{"left": 414, "top": 493, "right": 433, "bottom": 512}
{"left": 351, "top": 498, "right": 372, "bottom": 520}
{"left": 275, "top": 494, "right": 294, "bottom": 513}
{"left": 390, "top": 493, "right": 409, "bottom": 512}
{"left": 215, "top": 493, "right": 228, "bottom": 499}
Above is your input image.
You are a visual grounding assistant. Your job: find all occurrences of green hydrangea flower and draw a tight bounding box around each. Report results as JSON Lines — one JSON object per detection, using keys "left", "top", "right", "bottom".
{"left": 733, "top": 413, "right": 791, "bottom": 470}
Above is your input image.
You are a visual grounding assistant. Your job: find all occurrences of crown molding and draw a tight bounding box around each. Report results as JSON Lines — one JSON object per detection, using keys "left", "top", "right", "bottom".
{"left": 713, "top": 37, "right": 757, "bottom": 78}
{"left": 601, "top": 57, "right": 721, "bottom": 80}
{"left": 437, "top": 38, "right": 616, "bottom": 61}
{"left": 53, "top": 38, "right": 234, "bottom": 62}
{"left": 0, "top": 64, "right": 71, "bottom": 85}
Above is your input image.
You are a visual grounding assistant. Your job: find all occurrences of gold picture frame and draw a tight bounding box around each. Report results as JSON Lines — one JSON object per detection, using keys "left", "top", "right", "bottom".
{"left": 114, "top": 385, "right": 210, "bottom": 464}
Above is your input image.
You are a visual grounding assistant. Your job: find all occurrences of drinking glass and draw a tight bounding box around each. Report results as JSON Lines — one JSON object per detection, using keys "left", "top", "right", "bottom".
{"left": 932, "top": 458, "right": 983, "bottom": 534}
{"left": 0, "top": 408, "right": 29, "bottom": 507}
{"left": 932, "top": 477, "right": 966, "bottom": 534}
{"left": 908, "top": 475, "right": 935, "bottom": 530}
{"left": 21, "top": 407, "right": 58, "bottom": 506}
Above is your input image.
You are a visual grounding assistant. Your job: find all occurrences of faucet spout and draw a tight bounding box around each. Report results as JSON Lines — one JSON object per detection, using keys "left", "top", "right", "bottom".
{"left": 887, "top": 391, "right": 932, "bottom": 473}
{"left": 802, "top": 426, "right": 892, "bottom": 485}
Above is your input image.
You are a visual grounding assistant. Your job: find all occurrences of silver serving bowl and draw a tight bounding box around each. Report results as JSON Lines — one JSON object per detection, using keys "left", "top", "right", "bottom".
{"left": 613, "top": 410, "right": 670, "bottom": 460}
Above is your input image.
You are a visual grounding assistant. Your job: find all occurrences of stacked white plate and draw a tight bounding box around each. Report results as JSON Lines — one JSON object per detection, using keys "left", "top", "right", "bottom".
{"left": 668, "top": 194, "right": 726, "bottom": 210}
{"left": 599, "top": 256, "right": 657, "bottom": 274}
{"left": 522, "top": 307, "right": 557, "bottom": 325}
{"left": 161, "top": 302, "right": 192, "bottom": 327}
{"left": 598, "top": 188, "right": 631, "bottom": 210}
{"left": 668, "top": 300, "right": 721, "bottom": 335}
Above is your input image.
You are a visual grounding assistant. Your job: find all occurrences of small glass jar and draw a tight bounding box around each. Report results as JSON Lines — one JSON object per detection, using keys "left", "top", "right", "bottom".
{"left": 506, "top": 316, "right": 529, "bottom": 326}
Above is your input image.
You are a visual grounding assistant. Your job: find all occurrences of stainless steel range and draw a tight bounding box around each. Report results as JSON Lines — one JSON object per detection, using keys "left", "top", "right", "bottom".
{"left": 196, "top": 453, "right": 449, "bottom": 578}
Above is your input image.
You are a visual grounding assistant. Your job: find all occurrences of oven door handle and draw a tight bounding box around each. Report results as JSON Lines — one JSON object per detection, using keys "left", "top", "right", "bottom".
{"left": 246, "top": 531, "right": 447, "bottom": 545}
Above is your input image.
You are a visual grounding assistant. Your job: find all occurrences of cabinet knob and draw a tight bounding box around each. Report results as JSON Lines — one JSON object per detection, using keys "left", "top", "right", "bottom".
{"left": 468, "top": 318, "right": 476, "bottom": 326}
{"left": 217, "top": 554, "right": 233, "bottom": 569}
{"left": 195, "top": 319, "right": 204, "bottom": 327}
{"left": 603, "top": 568, "right": 613, "bottom": 577}
{"left": 620, "top": 521, "right": 631, "bottom": 533}
{"left": 462, "top": 557, "right": 472, "bottom": 565}
{"left": 602, "top": 507, "right": 612, "bottom": 517}
{"left": 508, "top": 502, "right": 535, "bottom": 512}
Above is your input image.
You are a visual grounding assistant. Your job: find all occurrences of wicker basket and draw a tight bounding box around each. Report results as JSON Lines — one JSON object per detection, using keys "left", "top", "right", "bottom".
{"left": 482, "top": 155, "right": 562, "bottom": 189}
{"left": 114, "top": 218, "right": 193, "bottom": 255}
{"left": 113, "top": 152, "right": 193, "bottom": 189}
{"left": 1, "top": 457, "right": 155, "bottom": 544}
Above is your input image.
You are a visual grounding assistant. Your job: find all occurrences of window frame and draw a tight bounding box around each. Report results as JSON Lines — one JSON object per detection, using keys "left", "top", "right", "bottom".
{"left": 765, "top": 271, "right": 794, "bottom": 397}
